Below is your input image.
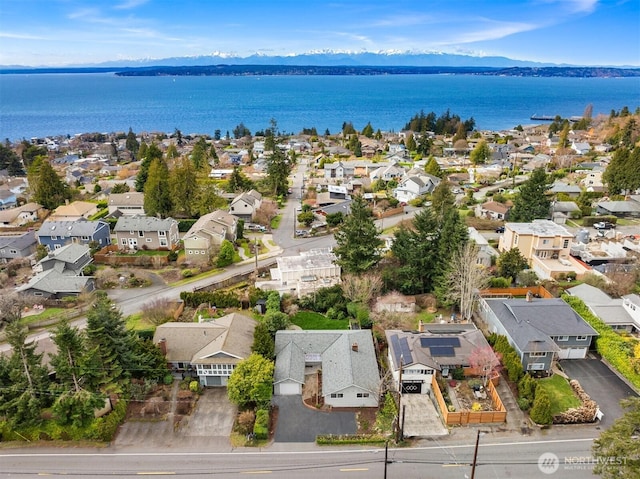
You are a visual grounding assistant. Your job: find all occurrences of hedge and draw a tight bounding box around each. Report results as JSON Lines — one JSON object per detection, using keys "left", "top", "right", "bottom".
{"left": 178, "top": 219, "right": 198, "bottom": 232}
{"left": 180, "top": 290, "right": 241, "bottom": 308}
{"left": 581, "top": 216, "right": 617, "bottom": 227}
{"left": 253, "top": 408, "right": 269, "bottom": 440}
{"left": 316, "top": 434, "right": 387, "bottom": 445}
{"left": 563, "top": 295, "right": 640, "bottom": 390}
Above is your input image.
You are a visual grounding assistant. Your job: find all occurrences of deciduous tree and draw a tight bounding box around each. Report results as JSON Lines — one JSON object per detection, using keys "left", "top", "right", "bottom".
{"left": 497, "top": 248, "right": 529, "bottom": 282}
{"left": 227, "top": 353, "right": 274, "bottom": 409}
{"left": 468, "top": 346, "right": 501, "bottom": 387}
{"left": 470, "top": 139, "right": 491, "bottom": 165}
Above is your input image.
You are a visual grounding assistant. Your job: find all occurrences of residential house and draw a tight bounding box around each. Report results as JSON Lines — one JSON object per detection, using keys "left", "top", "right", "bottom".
{"left": 393, "top": 173, "right": 440, "bottom": 203}
{"left": 274, "top": 330, "right": 380, "bottom": 408}
{"left": 566, "top": 283, "right": 638, "bottom": 333}
{"left": 498, "top": 220, "right": 590, "bottom": 280}
{"left": 114, "top": 215, "right": 179, "bottom": 251}
{"left": 468, "top": 227, "right": 498, "bottom": 267}
{"left": 17, "top": 243, "right": 95, "bottom": 299}
{"left": 580, "top": 168, "right": 605, "bottom": 191}
{"left": 0, "top": 231, "right": 37, "bottom": 263}
{"left": 0, "top": 202, "right": 45, "bottom": 228}
{"left": 256, "top": 248, "right": 341, "bottom": 298}
{"left": 477, "top": 296, "right": 598, "bottom": 373}
{"left": 324, "top": 161, "right": 353, "bottom": 180}
{"left": 548, "top": 182, "right": 582, "bottom": 198}
{"left": 49, "top": 201, "right": 99, "bottom": 221}
{"left": 370, "top": 163, "right": 406, "bottom": 182}
{"left": 182, "top": 210, "right": 238, "bottom": 262}
{"left": 385, "top": 324, "right": 494, "bottom": 394}
{"left": 475, "top": 201, "right": 510, "bottom": 221}
{"left": 229, "top": 189, "right": 263, "bottom": 221}
{"left": 0, "top": 189, "right": 17, "bottom": 210}
{"left": 36, "top": 219, "right": 111, "bottom": 251}
{"left": 108, "top": 192, "right": 145, "bottom": 216}
{"left": 374, "top": 292, "right": 416, "bottom": 313}
{"left": 153, "top": 313, "right": 257, "bottom": 387}
{"left": 571, "top": 141, "right": 591, "bottom": 155}
{"left": 595, "top": 196, "right": 640, "bottom": 218}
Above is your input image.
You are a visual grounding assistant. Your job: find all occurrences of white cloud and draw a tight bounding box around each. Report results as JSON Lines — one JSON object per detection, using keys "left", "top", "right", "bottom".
{"left": 0, "top": 32, "right": 46, "bottom": 40}
{"left": 442, "top": 20, "right": 538, "bottom": 45}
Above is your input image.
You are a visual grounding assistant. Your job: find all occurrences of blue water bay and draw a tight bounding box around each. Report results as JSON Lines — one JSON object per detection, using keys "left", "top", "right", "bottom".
{"left": 0, "top": 73, "right": 638, "bottom": 140}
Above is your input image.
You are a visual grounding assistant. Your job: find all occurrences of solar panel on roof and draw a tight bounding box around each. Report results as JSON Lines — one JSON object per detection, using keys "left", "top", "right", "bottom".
{"left": 430, "top": 346, "right": 456, "bottom": 357}
{"left": 399, "top": 336, "right": 414, "bottom": 364}
{"left": 390, "top": 334, "right": 403, "bottom": 366}
{"left": 420, "top": 337, "right": 461, "bottom": 348}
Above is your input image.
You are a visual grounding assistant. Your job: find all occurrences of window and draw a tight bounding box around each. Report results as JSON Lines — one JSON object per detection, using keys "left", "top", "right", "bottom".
{"left": 195, "top": 250, "right": 199, "bottom": 254}
{"left": 146, "top": 238, "right": 152, "bottom": 243}
{"left": 330, "top": 393, "right": 344, "bottom": 398}
{"left": 356, "top": 393, "right": 369, "bottom": 398}
{"left": 563, "top": 239, "right": 569, "bottom": 248}
{"left": 121, "top": 238, "right": 127, "bottom": 245}
{"left": 81, "top": 236, "right": 90, "bottom": 241}
{"left": 51, "top": 235, "right": 57, "bottom": 240}
{"left": 529, "top": 352, "right": 547, "bottom": 357}
{"left": 138, "top": 231, "right": 144, "bottom": 237}
{"left": 10, "top": 249, "right": 17, "bottom": 254}
{"left": 542, "top": 239, "right": 549, "bottom": 245}
{"left": 130, "top": 231, "right": 134, "bottom": 235}
{"left": 188, "top": 250, "right": 193, "bottom": 254}
{"left": 159, "top": 238, "right": 168, "bottom": 246}
{"left": 514, "top": 234, "right": 519, "bottom": 245}
{"left": 159, "top": 230, "right": 166, "bottom": 237}
{"left": 576, "top": 335, "right": 588, "bottom": 341}
{"left": 527, "top": 363, "right": 546, "bottom": 371}
{"left": 556, "top": 336, "right": 569, "bottom": 342}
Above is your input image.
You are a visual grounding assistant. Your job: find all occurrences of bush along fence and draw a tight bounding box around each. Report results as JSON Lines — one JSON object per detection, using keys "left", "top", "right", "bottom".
{"left": 316, "top": 434, "right": 387, "bottom": 445}
{"left": 179, "top": 290, "right": 241, "bottom": 309}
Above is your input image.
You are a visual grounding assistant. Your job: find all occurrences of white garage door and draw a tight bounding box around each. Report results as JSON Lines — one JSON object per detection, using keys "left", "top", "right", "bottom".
{"left": 558, "top": 347, "right": 587, "bottom": 360}
{"left": 276, "top": 382, "right": 301, "bottom": 395}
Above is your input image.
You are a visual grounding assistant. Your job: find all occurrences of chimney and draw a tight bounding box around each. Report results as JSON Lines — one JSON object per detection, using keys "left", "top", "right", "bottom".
{"left": 352, "top": 342, "right": 359, "bottom": 352}
{"left": 157, "top": 338, "right": 167, "bottom": 356}
{"left": 526, "top": 291, "right": 533, "bottom": 302}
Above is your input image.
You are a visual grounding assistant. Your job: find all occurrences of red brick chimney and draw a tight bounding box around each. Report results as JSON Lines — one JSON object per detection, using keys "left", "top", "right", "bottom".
{"left": 157, "top": 338, "right": 167, "bottom": 356}
{"left": 352, "top": 342, "right": 359, "bottom": 352}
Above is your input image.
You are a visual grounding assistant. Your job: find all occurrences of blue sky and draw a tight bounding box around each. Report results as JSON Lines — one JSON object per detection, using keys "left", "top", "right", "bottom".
{"left": 1, "top": 0, "right": 638, "bottom": 66}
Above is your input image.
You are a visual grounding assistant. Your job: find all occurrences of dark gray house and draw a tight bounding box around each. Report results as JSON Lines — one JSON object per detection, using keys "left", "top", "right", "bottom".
{"left": 0, "top": 231, "right": 37, "bottom": 263}
{"left": 477, "top": 296, "right": 598, "bottom": 373}
{"left": 36, "top": 219, "right": 111, "bottom": 251}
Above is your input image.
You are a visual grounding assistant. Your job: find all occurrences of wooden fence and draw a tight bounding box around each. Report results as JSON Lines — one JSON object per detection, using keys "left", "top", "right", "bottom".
{"left": 478, "top": 285, "right": 554, "bottom": 299}
{"left": 431, "top": 375, "right": 507, "bottom": 426}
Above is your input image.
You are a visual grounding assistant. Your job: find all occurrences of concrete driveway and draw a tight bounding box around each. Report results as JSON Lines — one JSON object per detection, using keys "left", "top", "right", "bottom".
{"left": 402, "top": 394, "right": 448, "bottom": 438}
{"left": 559, "top": 358, "right": 639, "bottom": 428}
{"left": 272, "top": 395, "right": 356, "bottom": 442}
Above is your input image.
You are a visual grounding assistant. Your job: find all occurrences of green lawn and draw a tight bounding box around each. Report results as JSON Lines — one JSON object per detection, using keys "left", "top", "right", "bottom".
{"left": 270, "top": 215, "right": 282, "bottom": 229}
{"left": 536, "top": 374, "right": 582, "bottom": 415}
{"left": 19, "top": 307, "right": 67, "bottom": 326}
{"left": 290, "top": 311, "right": 349, "bottom": 330}
{"left": 125, "top": 313, "right": 155, "bottom": 331}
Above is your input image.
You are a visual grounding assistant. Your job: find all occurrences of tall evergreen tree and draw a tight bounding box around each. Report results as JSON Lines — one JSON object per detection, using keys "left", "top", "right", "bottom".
{"left": 0, "top": 143, "right": 25, "bottom": 176}
{"left": 603, "top": 146, "right": 640, "bottom": 195}
{"left": 125, "top": 127, "right": 139, "bottom": 156}
{"left": 265, "top": 147, "right": 291, "bottom": 197}
{"left": 143, "top": 158, "right": 172, "bottom": 218}
{"left": 191, "top": 137, "right": 208, "bottom": 170}
{"left": 333, "top": 194, "right": 383, "bottom": 274}
{"left": 135, "top": 142, "right": 162, "bottom": 192}
{"left": 0, "top": 321, "right": 51, "bottom": 426}
{"left": 509, "top": 168, "right": 552, "bottom": 222}
{"left": 424, "top": 156, "right": 443, "bottom": 178}
{"left": 27, "top": 157, "right": 71, "bottom": 210}
{"left": 431, "top": 181, "right": 456, "bottom": 221}
{"left": 169, "top": 157, "right": 198, "bottom": 217}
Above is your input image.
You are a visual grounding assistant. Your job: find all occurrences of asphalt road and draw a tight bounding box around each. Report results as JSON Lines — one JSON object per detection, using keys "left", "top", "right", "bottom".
{"left": 0, "top": 436, "right": 598, "bottom": 478}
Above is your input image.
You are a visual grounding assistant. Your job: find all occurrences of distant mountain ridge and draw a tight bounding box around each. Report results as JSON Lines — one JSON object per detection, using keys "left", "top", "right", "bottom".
{"left": 1, "top": 51, "right": 560, "bottom": 69}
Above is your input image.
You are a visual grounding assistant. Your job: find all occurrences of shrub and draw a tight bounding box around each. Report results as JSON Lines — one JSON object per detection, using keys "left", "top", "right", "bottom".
{"left": 517, "top": 397, "right": 531, "bottom": 411}
{"left": 180, "top": 290, "right": 241, "bottom": 308}
{"left": 189, "top": 381, "right": 200, "bottom": 393}
{"left": 518, "top": 374, "right": 537, "bottom": 401}
{"left": 530, "top": 390, "right": 553, "bottom": 425}
{"left": 490, "top": 277, "right": 512, "bottom": 288}
{"left": 181, "top": 269, "right": 194, "bottom": 278}
{"left": 163, "top": 374, "right": 174, "bottom": 385}
{"left": 253, "top": 409, "right": 269, "bottom": 440}
{"left": 89, "top": 399, "right": 128, "bottom": 441}
{"left": 471, "top": 402, "right": 482, "bottom": 411}
{"left": 375, "top": 392, "right": 397, "bottom": 434}
{"left": 237, "top": 410, "right": 255, "bottom": 435}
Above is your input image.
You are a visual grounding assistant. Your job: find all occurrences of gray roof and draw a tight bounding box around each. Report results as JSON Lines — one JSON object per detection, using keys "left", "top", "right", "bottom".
{"left": 17, "top": 269, "right": 93, "bottom": 294}
{"left": 108, "top": 192, "right": 144, "bottom": 207}
{"left": 0, "top": 231, "right": 36, "bottom": 251}
{"left": 484, "top": 298, "right": 597, "bottom": 353}
{"left": 37, "top": 219, "right": 106, "bottom": 237}
{"left": 552, "top": 201, "right": 581, "bottom": 213}
{"left": 153, "top": 313, "right": 256, "bottom": 364}
{"left": 317, "top": 199, "right": 352, "bottom": 216}
{"left": 549, "top": 182, "right": 582, "bottom": 194}
{"left": 114, "top": 215, "right": 177, "bottom": 232}
{"left": 567, "top": 284, "right": 636, "bottom": 327}
{"left": 39, "top": 243, "right": 90, "bottom": 266}
{"left": 597, "top": 201, "right": 640, "bottom": 213}
{"left": 274, "top": 330, "right": 380, "bottom": 396}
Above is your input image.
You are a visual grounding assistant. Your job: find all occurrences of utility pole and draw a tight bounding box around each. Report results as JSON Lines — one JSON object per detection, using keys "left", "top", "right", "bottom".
{"left": 470, "top": 429, "right": 484, "bottom": 479}
{"left": 383, "top": 441, "right": 388, "bottom": 479}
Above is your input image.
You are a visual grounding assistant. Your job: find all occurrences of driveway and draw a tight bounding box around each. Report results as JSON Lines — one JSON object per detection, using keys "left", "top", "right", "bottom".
{"left": 402, "top": 393, "right": 448, "bottom": 438}
{"left": 272, "top": 395, "right": 356, "bottom": 442}
{"left": 559, "top": 358, "right": 639, "bottom": 428}
{"left": 114, "top": 386, "right": 236, "bottom": 451}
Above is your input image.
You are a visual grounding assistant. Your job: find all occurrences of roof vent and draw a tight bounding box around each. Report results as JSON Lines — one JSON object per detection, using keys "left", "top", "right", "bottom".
{"left": 352, "top": 342, "right": 359, "bottom": 352}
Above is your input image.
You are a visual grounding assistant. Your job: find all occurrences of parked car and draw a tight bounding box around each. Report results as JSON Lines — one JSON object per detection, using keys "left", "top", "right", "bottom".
{"left": 593, "top": 221, "right": 615, "bottom": 230}
{"left": 295, "top": 229, "right": 308, "bottom": 237}
{"left": 495, "top": 226, "right": 505, "bottom": 233}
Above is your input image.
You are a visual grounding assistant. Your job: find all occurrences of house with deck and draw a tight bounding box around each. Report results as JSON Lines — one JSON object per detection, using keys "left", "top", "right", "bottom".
{"left": 36, "top": 219, "right": 111, "bottom": 251}
{"left": 114, "top": 215, "right": 179, "bottom": 251}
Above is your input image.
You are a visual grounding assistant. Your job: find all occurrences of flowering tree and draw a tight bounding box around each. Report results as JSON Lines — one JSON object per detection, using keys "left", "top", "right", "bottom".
{"left": 469, "top": 346, "right": 501, "bottom": 387}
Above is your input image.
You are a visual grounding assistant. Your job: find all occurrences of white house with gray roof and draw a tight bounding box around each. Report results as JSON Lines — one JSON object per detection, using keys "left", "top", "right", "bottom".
{"left": 153, "top": 313, "right": 256, "bottom": 387}
{"left": 114, "top": 215, "right": 179, "bottom": 251}
{"left": 477, "top": 296, "right": 598, "bottom": 373}
{"left": 274, "top": 330, "right": 380, "bottom": 408}
{"left": 566, "top": 283, "right": 639, "bottom": 333}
